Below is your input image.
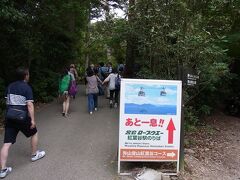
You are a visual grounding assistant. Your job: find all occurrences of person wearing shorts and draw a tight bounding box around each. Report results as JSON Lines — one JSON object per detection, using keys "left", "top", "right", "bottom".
{"left": 0, "top": 67, "right": 45, "bottom": 179}
{"left": 4, "top": 117, "right": 37, "bottom": 144}
{"left": 59, "top": 68, "right": 71, "bottom": 117}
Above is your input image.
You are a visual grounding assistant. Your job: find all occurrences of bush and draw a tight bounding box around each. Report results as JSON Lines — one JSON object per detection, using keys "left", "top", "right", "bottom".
{"left": 184, "top": 106, "right": 199, "bottom": 132}
{"left": 31, "top": 69, "right": 59, "bottom": 103}
{"left": 0, "top": 78, "right": 6, "bottom": 118}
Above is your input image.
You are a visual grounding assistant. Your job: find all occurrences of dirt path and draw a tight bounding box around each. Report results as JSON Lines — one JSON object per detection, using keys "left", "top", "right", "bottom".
{"left": 181, "top": 112, "right": 240, "bottom": 180}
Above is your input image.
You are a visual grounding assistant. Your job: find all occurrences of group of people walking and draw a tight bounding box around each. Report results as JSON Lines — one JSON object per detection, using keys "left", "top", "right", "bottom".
{"left": 0, "top": 62, "right": 124, "bottom": 178}
{"left": 59, "top": 62, "right": 124, "bottom": 116}
{"left": 85, "top": 62, "right": 123, "bottom": 114}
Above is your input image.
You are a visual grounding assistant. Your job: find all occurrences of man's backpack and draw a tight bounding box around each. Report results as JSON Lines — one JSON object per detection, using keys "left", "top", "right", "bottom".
{"left": 115, "top": 74, "right": 121, "bottom": 90}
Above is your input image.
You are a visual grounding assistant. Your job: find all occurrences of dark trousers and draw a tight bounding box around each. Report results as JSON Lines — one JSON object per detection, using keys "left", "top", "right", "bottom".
{"left": 110, "top": 89, "right": 119, "bottom": 104}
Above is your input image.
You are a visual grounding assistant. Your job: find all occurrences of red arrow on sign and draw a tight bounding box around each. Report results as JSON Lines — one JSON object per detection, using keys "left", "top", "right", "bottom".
{"left": 166, "top": 118, "right": 176, "bottom": 144}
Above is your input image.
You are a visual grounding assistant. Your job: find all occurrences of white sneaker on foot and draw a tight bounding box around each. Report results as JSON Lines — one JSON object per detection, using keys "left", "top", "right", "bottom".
{"left": 110, "top": 100, "right": 113, "bottom": 108}
{"left": 94, "top": 108, "right": 97, "bottom": 111}
{"left": 31, "top": 150, "right": 46, "bottom": 162}
{"left": 64, "top": 113, "right": 69, "bottom": 117}
{"left": 0, "top": 167, "right": 12, "bottom": 178}
{"left": 89, "top": 111, "right": 93, "bottom": 115}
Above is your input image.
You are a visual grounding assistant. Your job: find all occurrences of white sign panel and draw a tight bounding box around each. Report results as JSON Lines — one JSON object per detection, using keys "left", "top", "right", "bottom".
{"left": 118, "top": 79, "right": 182, "bottom": 173}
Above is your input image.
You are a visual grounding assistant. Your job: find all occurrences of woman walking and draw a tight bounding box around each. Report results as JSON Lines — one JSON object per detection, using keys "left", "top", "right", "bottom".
{"left": 103, "top": 68, "right": 121, "bottom": 108}
{"left": 59, "top": 68, "right": 71, "bottom": 117}
{"left": 86, "top": 67, "right": 102, "bottom": 114}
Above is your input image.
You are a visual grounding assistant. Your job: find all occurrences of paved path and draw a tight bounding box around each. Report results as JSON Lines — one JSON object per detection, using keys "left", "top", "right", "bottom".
{"left": 0, "top": 86, "right": 120, "bottom": 180}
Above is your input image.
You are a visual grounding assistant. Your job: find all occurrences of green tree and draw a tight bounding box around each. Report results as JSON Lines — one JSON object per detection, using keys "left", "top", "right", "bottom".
{"left": 0, "top": 0, "right": 90, "bottom": 108}
{"left": 121, "top": 0, "right": 238, "bottom": 126}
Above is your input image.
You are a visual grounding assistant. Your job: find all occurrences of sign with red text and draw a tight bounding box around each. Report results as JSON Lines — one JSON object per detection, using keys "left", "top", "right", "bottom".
{"left": 118, "top": 79, "right": 182, "bottom": 166}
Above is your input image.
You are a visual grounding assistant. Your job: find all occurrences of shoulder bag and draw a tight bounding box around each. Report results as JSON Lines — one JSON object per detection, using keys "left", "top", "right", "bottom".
{"left": 5, "top": 85, "right": 28, "bottom": 123}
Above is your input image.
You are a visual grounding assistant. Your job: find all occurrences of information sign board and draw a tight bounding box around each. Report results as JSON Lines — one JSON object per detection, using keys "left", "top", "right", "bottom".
{"left": 118, "top": 79, "right": 182, "bottom": 174}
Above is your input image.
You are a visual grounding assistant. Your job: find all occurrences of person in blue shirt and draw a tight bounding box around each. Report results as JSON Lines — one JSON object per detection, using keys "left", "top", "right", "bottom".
{"left": 98, "top": 62, "right": 108, "bottom": 81}
{"left": 0, "top": 67, "right": 45, "bottom": 179}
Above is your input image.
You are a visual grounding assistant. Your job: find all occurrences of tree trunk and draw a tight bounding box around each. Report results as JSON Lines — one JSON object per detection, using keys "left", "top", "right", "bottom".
{"left": 105, "top": 0, "right": 112, "bottom": 62}
{"left": 85, "top": 4, "right": 91, "bottom": 69}
{"left": 125, "top": 0, "right": 136, "bottom": 78}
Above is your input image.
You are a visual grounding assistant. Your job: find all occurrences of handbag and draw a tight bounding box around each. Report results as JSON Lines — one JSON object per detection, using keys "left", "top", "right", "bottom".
{"left": 98, "top": 84, "right": 104, "bottom": 96}
{"left": 6, "top": 107, "right": 28, "bottom": 122}
{"left": 92, "top": 86, "right": 99, "bottom": 94}
{"left": 69, "top": 80, "right": 77, "bottom": 96}
{"left": 5, "top": 85, "right": 28, "bottom": 123}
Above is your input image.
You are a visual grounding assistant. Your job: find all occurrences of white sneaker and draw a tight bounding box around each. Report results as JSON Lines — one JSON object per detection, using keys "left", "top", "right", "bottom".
{"left": 94, "top": 108, "right": 97, "bottom": 111}
{"left": 31, "top": 150, "right": 46, "bottom": 162}
{"left": 89, "top": 111, "right": 93, "bottom": 115}
{"left": 110, "top": 100, "right": 113, "bottom": 108}
{"left": 64, "top": 113, "right": 69, "bottom": 118}
{"left": 0, "top": 167, "right": 12, "bottom": 178}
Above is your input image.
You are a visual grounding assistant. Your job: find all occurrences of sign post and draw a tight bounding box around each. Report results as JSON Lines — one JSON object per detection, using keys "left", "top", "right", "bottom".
{"left": 118, "top": 79, "right": 182, "bottom": 175}
{"left": 179, "top": 66, "right": 199, "bottom": 170}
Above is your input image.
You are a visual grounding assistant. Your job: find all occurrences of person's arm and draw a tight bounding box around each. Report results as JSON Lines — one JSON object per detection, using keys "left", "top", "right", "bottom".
{"left": 25, "top": 85, "right": 35, "bottom": 129}
{"left": 4, "top": 87, "right": 8, "bottom": 101}
{"left": 102, "top": 74, "right": 110, "bottom": 85}
{"left": 27, "top": 101, "right": 35, "bottom": 129}
{"left": 85, "top": 76, "right": 88, "bottom": 85}
{"left": 74, "top": 69, "right": 78, "bottom": 79}
{"left": 96, "top": 76, "right": 102, "bottom": 84}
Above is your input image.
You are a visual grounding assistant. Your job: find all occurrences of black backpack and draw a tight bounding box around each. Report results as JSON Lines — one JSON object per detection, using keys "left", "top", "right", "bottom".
{"left": 115, "top": 74, "right": 121, "bottom": 90}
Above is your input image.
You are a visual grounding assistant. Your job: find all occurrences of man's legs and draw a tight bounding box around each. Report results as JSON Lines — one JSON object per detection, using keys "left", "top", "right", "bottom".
{"left": 0, "top": 143, "right": 12, "bottom": 170}
{"left": 30, "top": 132, "right": 45, "bottom": 162}
{"left": 0, "top": 125, "right": 16, "bottom": 171}
{"left": 0, "top": 143, "right": 12, "bottom": 178}
{"left": 31, "top": 133, "right": 38, "bottom": 155}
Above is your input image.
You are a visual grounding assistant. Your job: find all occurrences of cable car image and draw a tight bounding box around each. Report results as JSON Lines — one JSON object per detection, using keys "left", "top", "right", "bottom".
{"left": 160, "top": 87, "right": 167, "bottom": 96}
{"left": 138, "top": 87, "right": 145, "bottom": 97}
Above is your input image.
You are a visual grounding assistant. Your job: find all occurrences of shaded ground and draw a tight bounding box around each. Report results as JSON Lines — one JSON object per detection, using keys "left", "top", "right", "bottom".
{"left": 180, "top": 112, "right": 240, "bottom": 180}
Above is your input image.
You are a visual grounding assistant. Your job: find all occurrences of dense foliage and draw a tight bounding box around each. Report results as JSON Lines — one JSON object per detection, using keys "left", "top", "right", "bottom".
{"left": 88, "top": 0, "right": 240, "bottom": 129}
{"left": 125, "top": 0, "right": 240, "bottom": 129}
{"left": 131, "top": 0, "right": 240, "bottom": 129}
{"left": 0, "top": 0, "right": 90, "bottom": 115}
